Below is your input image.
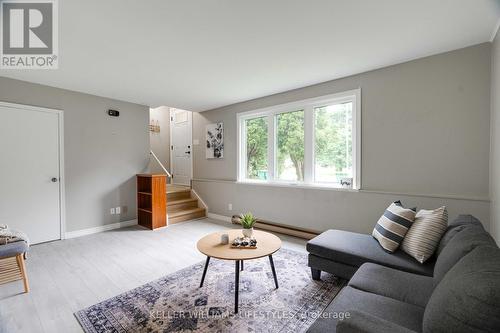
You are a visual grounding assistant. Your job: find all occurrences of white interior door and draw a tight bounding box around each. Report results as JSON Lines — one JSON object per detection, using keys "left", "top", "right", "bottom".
{"left": 170, "top": 108, "right": 192, "bottom": 186}
{"left": 0, "top": 102, "right": 62, "bottom": 244}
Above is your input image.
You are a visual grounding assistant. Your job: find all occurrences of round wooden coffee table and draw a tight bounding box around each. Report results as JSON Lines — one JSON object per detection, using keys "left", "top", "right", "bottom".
{"left": 196, "top": 229, "right": 282, "bottom": 313}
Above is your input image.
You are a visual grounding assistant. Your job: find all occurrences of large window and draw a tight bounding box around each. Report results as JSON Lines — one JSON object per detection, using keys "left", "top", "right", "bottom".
{"left": 245, "top": 117, "right": 268, "bottom": 180}
{"left": 238, "top": 89, "right": 360, "bottom": 189}
{"left": 314, "top": 102, "right": 352, "bottom": 183}
{"left": 276, "top": 110, "right": 304, "bottom": 181}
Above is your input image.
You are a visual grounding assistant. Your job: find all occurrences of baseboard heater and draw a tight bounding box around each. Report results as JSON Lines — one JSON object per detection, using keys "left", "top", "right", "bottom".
{"left": 231, "top": 215, "right": 318, "bottom": 240}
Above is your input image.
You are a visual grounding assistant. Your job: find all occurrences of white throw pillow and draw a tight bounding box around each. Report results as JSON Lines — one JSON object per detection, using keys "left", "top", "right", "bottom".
{"left": 402, "top": 206, "right": 448, "bottom": 263}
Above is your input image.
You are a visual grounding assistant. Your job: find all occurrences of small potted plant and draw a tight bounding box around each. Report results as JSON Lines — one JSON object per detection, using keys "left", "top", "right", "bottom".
{"left": 240, "top": 212, "right": 256, "bottom": 237}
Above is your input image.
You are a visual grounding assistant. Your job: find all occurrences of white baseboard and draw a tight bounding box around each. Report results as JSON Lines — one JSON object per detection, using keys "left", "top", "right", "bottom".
{"left": 207, "top": 212, "right": 232, "bottom": 223}
{"left": 64, "top": 219, "right": 138, "bottom": 239}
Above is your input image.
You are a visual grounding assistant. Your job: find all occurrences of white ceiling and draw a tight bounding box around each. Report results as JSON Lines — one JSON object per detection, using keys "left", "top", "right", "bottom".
{"left": 1, "top": 0, "right": 499, "bottom": 111}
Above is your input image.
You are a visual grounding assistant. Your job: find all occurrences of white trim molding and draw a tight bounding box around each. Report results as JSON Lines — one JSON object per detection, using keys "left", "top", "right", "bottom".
{"left": 169, "top": 108, "right": 193, "bottom": 186}
{"left": 191, "top": 189, "right": 208, "bottom": 209}
{"left": 0, "top": 101, "right": 67, "bottom": 241}
{"left": 207, "top": 212, "right": 232, "bottom": 222}
{"left": 236, "top": 89, "right": 361, "bottom": 189}
{"left": 193, "top": 178, "right": 490, "bottom": 202}
{"left": 65, "top": 219, "right": 138, "bottom": 239}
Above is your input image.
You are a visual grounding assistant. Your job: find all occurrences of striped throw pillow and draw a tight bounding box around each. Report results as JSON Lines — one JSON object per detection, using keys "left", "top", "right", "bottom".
{"left": 401, "top": 206, "right": 448, "bottom": 263}
{"left": 372, "top": 201, "right": 416, "bottom": 252}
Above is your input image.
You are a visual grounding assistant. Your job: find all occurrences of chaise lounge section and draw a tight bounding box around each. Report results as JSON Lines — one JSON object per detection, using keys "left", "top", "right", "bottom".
{"left": 307, "top": 229, "right": 434, "bottom": 280}
{"left": 306, "top": 214, "right": 482, "bottom": 280}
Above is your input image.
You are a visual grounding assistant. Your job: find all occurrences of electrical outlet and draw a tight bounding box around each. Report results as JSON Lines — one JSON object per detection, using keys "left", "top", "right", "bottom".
{"left": 228, "top": 203, "right": 232, "bottom": 211}
{"left": 110, "top": 208, "right": 115, "bottom": 215}
{"left": 116, "top": 206, "right": 121, "bottom": 214}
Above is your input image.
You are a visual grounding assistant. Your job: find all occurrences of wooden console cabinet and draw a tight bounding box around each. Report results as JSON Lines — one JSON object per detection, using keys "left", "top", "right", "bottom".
{"left": 136, "top": 174, "right": 167, "bottom": 229}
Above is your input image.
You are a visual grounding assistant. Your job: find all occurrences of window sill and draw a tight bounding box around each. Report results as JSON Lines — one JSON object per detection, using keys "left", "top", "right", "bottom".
{"left": 236, "top": 180, "right": 360, "bottom": 192}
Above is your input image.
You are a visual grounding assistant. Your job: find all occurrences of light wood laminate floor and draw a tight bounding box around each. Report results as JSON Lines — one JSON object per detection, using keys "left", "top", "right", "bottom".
{"left": 0, "top": 218, "right": 307, "bottom": 333}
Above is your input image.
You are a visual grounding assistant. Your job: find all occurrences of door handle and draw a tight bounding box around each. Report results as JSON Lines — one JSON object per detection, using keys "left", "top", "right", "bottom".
{"left": 51, "top": 177, "right": 58, "bottom": 182}
{"left": 185, "top": 151, "right": 191, "bottom": 154}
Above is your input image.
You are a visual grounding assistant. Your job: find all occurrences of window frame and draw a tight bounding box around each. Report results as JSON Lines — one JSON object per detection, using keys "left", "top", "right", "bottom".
{"left": 237, "top": 88, "right": 361, "bottom": 189}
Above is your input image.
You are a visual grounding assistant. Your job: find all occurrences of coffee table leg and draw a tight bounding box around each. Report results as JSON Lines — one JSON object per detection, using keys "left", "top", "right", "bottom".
{"left": 235, "top": 260, "right": 240, "bottom": 313}
{"left": 241, "top": 260, "right": 244, "bottom": 271}
{"left": 199, "top": 256, "right": 211, "bottom": 288}
{"left": 269, "top": 255, "right": 279, "bottom": 289}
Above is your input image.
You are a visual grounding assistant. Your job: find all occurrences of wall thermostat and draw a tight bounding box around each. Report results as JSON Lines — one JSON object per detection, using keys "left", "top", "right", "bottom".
{"left": 108, "top": 109, "right": 120, "bottom": 117}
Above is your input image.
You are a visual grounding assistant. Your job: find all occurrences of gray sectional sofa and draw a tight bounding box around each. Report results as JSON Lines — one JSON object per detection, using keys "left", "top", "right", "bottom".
{"left": 306, "top": 215, "right": 500, "bottom": 333}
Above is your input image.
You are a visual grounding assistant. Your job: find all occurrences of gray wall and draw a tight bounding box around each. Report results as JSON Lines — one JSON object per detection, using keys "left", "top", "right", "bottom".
{"left": 193, "top": 43, "right": 491, "bottom": 234}
{"left": 0, "top": 76, "right": 149, "bottom": 232}
{"left": 149, "top": 106, "right": 170, "bottom": 173}
{"left": 491, "top": 30, "right": 500, "bottom": 244}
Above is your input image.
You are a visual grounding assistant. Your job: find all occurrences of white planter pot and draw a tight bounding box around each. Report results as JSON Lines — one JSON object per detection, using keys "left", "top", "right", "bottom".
{"left": 242, "top": 228, "right": 253, "bottom": 238}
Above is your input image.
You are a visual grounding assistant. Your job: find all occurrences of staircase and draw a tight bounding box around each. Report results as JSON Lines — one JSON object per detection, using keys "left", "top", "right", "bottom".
{"left": 167, "top": 185, "right": 206, "bottom": 224}
{"left": 149, "top": 150, "right": 206, "bottom": 224}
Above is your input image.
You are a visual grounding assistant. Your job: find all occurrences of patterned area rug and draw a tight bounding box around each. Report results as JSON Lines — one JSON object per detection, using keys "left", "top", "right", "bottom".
{"left": 75, "top": 248, "right": 345, "bottom": 333}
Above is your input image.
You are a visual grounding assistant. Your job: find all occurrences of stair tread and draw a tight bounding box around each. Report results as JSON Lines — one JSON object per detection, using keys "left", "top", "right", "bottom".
{"left": 169, "top": 207, "right": 205, "bottom": 217}
{"left": 168, "top": 198, "right": 197, "bottom": 206}
{"left": 166, "top": 186, "right": 191, "bottom": 194}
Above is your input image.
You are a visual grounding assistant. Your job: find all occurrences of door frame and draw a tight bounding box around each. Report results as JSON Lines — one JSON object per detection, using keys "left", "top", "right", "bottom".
{"left": 169, "top": 108, "right": 193, "bottom": 186}
{"left": 0, "top": 101, "right": 66, "bottom": 240}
